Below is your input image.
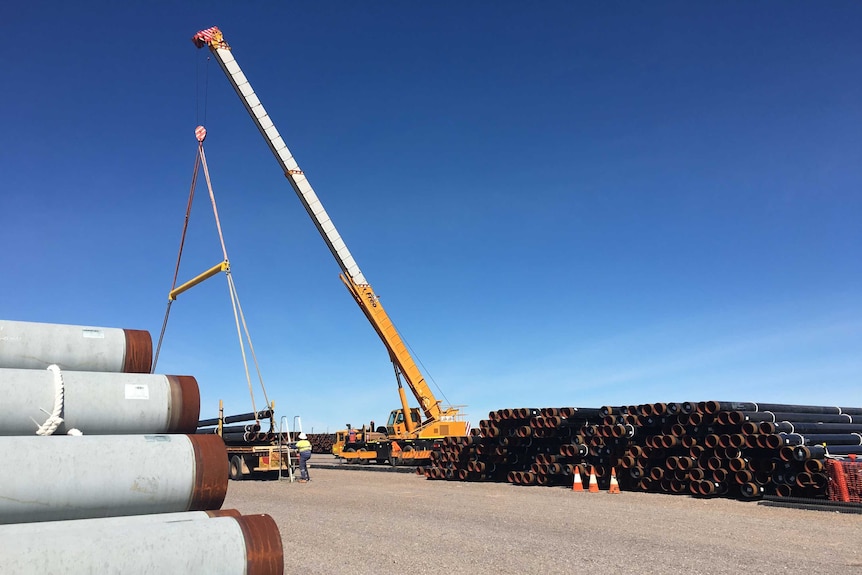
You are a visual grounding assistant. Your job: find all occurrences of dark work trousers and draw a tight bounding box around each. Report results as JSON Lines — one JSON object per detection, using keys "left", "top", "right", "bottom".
{"left": 299, "top": 451, "right": 311, "bottom": 480}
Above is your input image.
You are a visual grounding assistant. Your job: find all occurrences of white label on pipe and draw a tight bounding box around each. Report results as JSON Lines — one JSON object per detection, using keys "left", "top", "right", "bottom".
{"left": 125, "top": 384, "right": 149, "bottom": 400}
{"left": 82, "top": 329, "right": 105, "bottom": 339}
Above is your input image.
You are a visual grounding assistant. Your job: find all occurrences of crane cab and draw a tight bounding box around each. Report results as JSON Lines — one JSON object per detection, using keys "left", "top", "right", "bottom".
{"left": 387, "top": 408, "right": 422, "bottom": 437}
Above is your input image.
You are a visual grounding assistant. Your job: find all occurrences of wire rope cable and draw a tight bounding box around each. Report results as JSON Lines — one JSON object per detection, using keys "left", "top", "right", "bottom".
{"left": 153, "top": 131, "right": 272, "bottom": 417}
{"left": 390, "top": 315, "right": 454, "bottom": 410}
{"left": 152, "top": 149, "right": 202, "bottom": 373}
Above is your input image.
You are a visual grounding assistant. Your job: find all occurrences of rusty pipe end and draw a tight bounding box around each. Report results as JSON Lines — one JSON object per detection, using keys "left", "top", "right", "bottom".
{"left": 206, "top": 508, "right": 242, "bottom": 518}
{"left": 123, "top": 328, "right": 154, "bottom": 373}
{"left": 189, "top": 434, "right": 229, "bottom": 511}
{"left": 740, "top": 482, "right": 761, "bottom": 498}
{"left": 236, "top": 514, "right": 284, "bottom": 575}
{"left": 764, "top": 434, "right": 783, "bottom": 450}
{"left": 791, "top": 445, "right": 811, "bottom": 462}
{"left": 702, "top": 401, "right": 721, "bottom": 415}
{"left": 759, "top": 422, "right": 776, "bottom": 435}
{"left": 167, "top": 375, "right": 201, "bottom": 433}
{"left": 780, "top": 445, "right": 799, "bottom": 462}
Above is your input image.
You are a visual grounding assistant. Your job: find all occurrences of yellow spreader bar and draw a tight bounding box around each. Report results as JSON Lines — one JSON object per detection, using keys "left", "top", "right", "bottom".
{"left": 169, "top": 261, "right": 230, "bottom": 301}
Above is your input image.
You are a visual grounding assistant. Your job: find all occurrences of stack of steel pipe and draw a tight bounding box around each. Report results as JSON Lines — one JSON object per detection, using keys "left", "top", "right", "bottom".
{"left": 308, "top": 432, "right": 335, "bottom": 453}
{"left": 0, "top": 319, "right": 284, "bottom": 573}
{"left": 420, "top": 400, "right": 862, "bottom": 501}
{"left": 197, "top": 408, "right": 276, "bottom": 445}
{"left": 197, "top": 407, "right": 334, "bottom": 453}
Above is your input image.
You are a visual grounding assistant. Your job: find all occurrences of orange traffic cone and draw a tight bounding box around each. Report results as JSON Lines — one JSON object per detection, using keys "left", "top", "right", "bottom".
{"left": 572, "top": 466, "right": 584, "bottom": 492}
{"left": 608, "top": 467, "right": 621, "bottom": 494}
{"left": 588, "top": 466, "right": 600, "bottom": 493}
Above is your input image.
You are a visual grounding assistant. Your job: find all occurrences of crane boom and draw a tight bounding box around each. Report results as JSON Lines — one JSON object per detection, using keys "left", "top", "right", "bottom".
{"left": 192, "top": 27, "right": 461, "bottom": 426}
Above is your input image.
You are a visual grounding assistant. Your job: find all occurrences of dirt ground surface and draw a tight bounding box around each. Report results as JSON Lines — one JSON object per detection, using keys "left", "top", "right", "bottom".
{"left": 223, "top": 457, "right": 861, "bottom": 575}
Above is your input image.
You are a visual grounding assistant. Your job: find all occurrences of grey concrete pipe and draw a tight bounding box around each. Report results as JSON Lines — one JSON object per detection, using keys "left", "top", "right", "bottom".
{"left": 0, "top": 513, "right": 283, "bottom": 575}
{"left": 0, "top": 509, "right": 240, "bottom": 535}
{"left": 0, "top": 368, "right": 199, "bottom": 435}
{"left": 0, "top": 434, "right": 228, "bottom": 524}
{"left": 0, "top": 319, "right": 152, "bottom": 373}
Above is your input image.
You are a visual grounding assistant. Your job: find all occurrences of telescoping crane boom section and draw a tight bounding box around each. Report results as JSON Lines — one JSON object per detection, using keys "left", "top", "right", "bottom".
{"left": 192, "top": 27, "right": 463, "bottom": 433}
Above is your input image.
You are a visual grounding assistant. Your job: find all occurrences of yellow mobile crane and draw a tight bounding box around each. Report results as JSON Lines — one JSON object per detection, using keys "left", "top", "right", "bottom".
{"left": 193, "top": 27, "right": 468, "bottom": 465}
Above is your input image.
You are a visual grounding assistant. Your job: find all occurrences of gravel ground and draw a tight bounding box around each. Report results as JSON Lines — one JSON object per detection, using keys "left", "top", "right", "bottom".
{"left": 224, "top": 458, "right": 861, "bottom": 575}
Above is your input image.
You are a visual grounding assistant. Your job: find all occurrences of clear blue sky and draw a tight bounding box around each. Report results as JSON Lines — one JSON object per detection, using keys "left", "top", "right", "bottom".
{"left": 2, "top": 2, "right": 860, "bottom": 432}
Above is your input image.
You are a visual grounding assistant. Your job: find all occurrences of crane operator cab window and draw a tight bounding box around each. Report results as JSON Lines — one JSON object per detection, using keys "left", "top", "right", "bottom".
{"left": 387, "top": 410, "right": 420, "bottom": 426}
{"left": 388, "top": 409, "right": 421, "bottom": 434}
{"left": 387, "top": 411, "right": 399, "bottom": 426}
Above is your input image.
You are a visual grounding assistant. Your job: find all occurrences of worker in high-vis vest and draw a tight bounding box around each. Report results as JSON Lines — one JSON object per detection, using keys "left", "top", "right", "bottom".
{"left": 295, "top": 433, "right": 313, "bottom": 482}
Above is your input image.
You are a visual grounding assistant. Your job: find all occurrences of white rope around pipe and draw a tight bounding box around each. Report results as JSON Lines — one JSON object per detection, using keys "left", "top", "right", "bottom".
{"left": 36, "top": 365, "right": 65, "bottom": 436}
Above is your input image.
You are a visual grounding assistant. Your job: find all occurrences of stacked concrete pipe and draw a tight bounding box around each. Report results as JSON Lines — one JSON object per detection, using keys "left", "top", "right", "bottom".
{"left": 0, "top": 319, "right": 152, "bottom": 373}
{"left": 0, "top": 319, "right": 284, "bottom": 573}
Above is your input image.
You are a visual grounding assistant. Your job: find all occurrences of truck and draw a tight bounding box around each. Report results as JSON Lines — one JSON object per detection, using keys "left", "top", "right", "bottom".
{"left": 331, "top": 407, "right": 464, "bottom": 466}
{"left": 199, "top": 401, "right": 299, "bottom": 480}
{"left": 193, "top": 26, "right": 469, "bottom": 465}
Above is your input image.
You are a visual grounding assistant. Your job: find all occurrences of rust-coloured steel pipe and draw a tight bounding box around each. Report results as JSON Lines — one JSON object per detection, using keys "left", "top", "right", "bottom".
{"left": 427, "top": 399, "right": 862, "bottom": 502}
{"left": 740, "top": 482, "right": 762, "bottom": 498}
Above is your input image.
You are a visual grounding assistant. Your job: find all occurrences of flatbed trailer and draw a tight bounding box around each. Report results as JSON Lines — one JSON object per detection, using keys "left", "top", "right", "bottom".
{"left": 199, "top": 401, "right": 300, "bottom": 481}
{"left": 227, "top": 444, "right": 298, "bottom": 480}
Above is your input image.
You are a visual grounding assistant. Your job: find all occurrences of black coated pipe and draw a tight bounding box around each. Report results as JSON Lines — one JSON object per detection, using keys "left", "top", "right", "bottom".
{"left": 559, "top": 407, "right": 604, "bottom": 419}
{"left": 793, "top": 444, "right": 862, "bottom": 461}
{"left": 197, "top": 417, "right": 221, "bottom": 427}
{"left": 768, "top": 422, "right": 862, "bottom": 435}
{"left": 195, "top": 424, "right": 260, "bottom": 435}
{"left": 223, "top": 409, "right": 273, "bottom": 424}
{"left": 779, "top": 432, "right": 862, "bottom": 446}
{"left": 703, "top": 401, "right": 862, "bottom": 416}
{"left": 222, "top": 431, "right": 262, "bottom": 443}
{"left": 429, "top": 399, "right": 862, "bottom": 502}
{"left": 723, "top": 411, "right": 856, "bottom": 424}
{"left": 759, "top": 499, "right": 862, "bottom": 514}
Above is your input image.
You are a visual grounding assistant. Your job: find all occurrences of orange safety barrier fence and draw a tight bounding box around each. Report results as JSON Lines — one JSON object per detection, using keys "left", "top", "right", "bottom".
{"left": 827, "top": 456, "right": 861, "bottom": 503}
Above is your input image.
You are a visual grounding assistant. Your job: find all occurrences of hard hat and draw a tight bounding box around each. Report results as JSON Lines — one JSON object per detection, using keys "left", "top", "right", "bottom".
{"left": 298, "top": 433, "right": 307, "bottom": 440}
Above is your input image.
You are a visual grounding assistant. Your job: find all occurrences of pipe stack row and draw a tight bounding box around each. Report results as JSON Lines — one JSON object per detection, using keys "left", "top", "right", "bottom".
{"left": 198, "top": 408, "right": 279, "bottom": 445}
{"left": 0, "top": 319, "right": 284, "bottom": 574}
{"left": 420, "top": 400, "right": 862, "bottom": 501}
{"left": 197, "top": 412, "right": 333, "bottom": 453}
{"left": 308, "top": 433, "right": 335, "bottom": 453}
